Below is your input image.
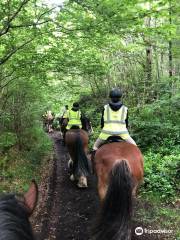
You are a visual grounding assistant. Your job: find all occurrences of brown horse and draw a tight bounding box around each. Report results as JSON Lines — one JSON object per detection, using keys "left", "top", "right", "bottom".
{"left": 0, "top": 180, "right": 38, "bottom": 240}
{"left": 93, "top": 141, "right": 144, "bottom": 240}
{"left": 65, "top": 128, "right": 91, "bottom": 188}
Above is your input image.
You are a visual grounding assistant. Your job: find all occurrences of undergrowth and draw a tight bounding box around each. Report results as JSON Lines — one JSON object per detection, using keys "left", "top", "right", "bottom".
{"left": 0, "top": 129, "right": 52, "bottom": 193}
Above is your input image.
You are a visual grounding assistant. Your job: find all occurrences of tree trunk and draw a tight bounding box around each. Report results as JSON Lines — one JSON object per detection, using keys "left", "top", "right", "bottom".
{"left": 169, "top": 0, "right": 173, "bottom": 78}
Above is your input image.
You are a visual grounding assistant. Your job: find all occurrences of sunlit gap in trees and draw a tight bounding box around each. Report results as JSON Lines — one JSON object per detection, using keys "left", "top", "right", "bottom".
{"left": 39, "top": 0, "right": 66, "bottom": 19}
{"left": 43, "top": 0, "right": 66, "bottom": 7}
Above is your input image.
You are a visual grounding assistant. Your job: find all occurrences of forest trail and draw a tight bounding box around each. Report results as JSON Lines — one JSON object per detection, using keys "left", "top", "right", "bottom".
{"left": 32, "top": 131, "right": 162, "bottom": 240}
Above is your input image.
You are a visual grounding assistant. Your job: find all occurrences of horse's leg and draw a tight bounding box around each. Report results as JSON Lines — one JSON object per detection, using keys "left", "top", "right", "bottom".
{"left": 68, "top": 156, "right": 73, "bottom": 176}
{"left": 67, "top": 154, "right": 75, "bottom": 181}
{"left": 98, "top": 176, "right": 108, "bottom": 201}
{"left": 48, "top": 122, "right": 51, "bottom": 133}
{"left": 132, "top": 179, "right": 139, "bottom": 198}
{"left": 49, "top": 120, "right": 54, "bottom": 133}
{"left": 68, "top": 157, "right": 73, "bottom": 169}
{"left": 132, "top": 185, "right": 137, "bottom": 198}
{"left": 48, "top": 124, "right": 51, "bottom": 133}
{"left": 95, "top": 162, "right": 108, "bottom": 201}
{"left": 70, "top": 174, "right": 75, "bottom": 181}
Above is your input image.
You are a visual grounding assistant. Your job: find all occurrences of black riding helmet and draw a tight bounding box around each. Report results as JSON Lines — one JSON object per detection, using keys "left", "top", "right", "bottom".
{"left": 109, "top": 88, "right": 122, "bottom": 103}
{"left": 72, "top": 102, "right": 80, "bottom": 111}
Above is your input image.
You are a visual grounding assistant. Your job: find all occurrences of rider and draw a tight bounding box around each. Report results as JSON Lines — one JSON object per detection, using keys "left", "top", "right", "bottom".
{"left": 65, "top": 102, "right": 82, "bottom": 129}
{"left": 61, "top": 102, "right": 83, "bottom": 145}
{"left": 62, "top": 105, "right": 68, "bottom": 117}
{"left": 92, "top": 88, "right": 136, "bottom": 156}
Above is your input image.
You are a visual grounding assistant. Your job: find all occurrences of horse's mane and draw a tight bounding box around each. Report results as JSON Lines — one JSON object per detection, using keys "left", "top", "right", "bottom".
{"left": 0, "top": 194, "right": 34, "bottom": 240}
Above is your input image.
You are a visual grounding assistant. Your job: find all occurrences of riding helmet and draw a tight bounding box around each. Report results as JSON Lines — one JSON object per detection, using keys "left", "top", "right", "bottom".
{"left": 72, "top": 102, "right": 80, "bottom": 111}
{"left": 73, "top": 102, "right": 79, "bottom": 108}
{"left": 109, "top": 88, "right": 122, "bottom": 99}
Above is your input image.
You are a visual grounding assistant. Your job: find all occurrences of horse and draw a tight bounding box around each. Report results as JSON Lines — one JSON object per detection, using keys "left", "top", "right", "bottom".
{"left": 0, "top": 180, "right": 38, "bottom": 240}
{"left": 42, "top": 111, "right": 54, "bottom": 133}
{"left": 59, "top": 117, "right": 68, "bottom": 141}
{"left": 92, "top": 141, "right": 144, "bottom": 240}
{"left": 65, "top": 117, "right": 92, "bottom": 188}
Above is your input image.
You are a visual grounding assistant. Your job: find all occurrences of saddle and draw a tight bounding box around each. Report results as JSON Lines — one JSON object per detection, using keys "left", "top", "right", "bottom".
{"left": 91, "top": 136, "right": 125, "bottom": 171}
{"left": 96, "top": 136, "right": 124, "bottom": 151}
{"left": 105, "top": 136, "right": 124, "bottom": 144}
{"left": 70, "top": 125, "right": 80, "bottom": 130}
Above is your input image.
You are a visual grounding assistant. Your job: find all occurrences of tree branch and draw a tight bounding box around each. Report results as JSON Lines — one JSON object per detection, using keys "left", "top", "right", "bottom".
{"left": 0, "top": 70, "right": 15, "bottom": 83}
{"left": 10, "top": 19, "right": 52, "bottom": 29}
{"left": 0, "top": 76, "right": 18, "bottom": 90}
{"left": 0, "top": 0, "right": 30, "bottom": 36}
{"left": 0, "top": 38, "right": 34, "bottom": 65}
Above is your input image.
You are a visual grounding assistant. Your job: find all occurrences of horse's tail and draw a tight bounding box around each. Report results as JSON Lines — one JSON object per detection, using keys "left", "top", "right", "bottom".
{"left": 94, "top": 160, "right": 133, "bottom": 240}
{"left": 73, "top": 133, "right": 91, "bottom": 177}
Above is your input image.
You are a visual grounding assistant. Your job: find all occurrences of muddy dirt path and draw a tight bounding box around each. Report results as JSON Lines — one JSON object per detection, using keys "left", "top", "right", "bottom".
{"left": 33, "top": 131, "right": 167, "bottom": 240}
{"left": 35, "top": 132, "right": 99, "bottom": 240}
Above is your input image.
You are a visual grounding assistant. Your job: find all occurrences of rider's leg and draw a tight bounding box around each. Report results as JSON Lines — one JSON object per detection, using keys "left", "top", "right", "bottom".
{"left": 91, "top": 138, "right": 105, "bottom": 164}
{"left": 125, "top": 136, "right": 137, "bottom": 145}
{"left": 93, "top": 138, "right": 105, "bottom": 150}
{"left": 120, "top": 133, "right": 137, "bottom": 145}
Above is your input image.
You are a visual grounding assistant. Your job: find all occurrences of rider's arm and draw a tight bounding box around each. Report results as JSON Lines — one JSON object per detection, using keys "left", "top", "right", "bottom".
{"left": 101, "top": 107, "right": 105, "bottom": 129}
{"left": 80, "top": 111, "right": 84, "bottom": 120}
{"left": 125, "top": 110, "right": 129, "bottom": 128}
{"left": 63, "top": 110, "right": 68, "bottom": 119}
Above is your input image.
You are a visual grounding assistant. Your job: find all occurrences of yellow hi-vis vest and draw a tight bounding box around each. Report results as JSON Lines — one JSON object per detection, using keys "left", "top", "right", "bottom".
{"left": 67, "top": 109, "right": 82, "bottom": 129}
{"left": 99, "top": 104, "right": 129, "bottom": 139}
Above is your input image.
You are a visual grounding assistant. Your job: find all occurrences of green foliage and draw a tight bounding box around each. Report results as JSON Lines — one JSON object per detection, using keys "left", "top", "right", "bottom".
{"left": 0, "top": 129, "right": 52, "bottom": 193}
{"left": 79, "top": 91, "right": 179, "bottom": 202}
{"left": 142, "top": 146, "right": 180, "bottom": 201}
{"left": 131, "top": 94, "right": 180, "bottom": 149}
{"left": 0, "top": 132, "right": 17, "bottom": 152}
{"left": 24, "top": 128, "right": 52, "bottom": 164}
{"left": 0, "top": 0, "right": 179, "bottom": 209}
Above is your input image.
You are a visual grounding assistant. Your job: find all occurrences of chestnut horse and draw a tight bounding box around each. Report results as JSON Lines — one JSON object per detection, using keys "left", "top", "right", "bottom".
{"left": 93, "top": 142, "right": 144, "bottom": 240}
{"left": 0, "top": 180, "right": 38, "bottom": 240}
{"left": 65, "top": 128, "right": 91, "bottom": 188}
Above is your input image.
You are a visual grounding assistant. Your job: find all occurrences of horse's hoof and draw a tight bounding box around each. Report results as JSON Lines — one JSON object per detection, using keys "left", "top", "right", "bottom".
{"left": 77, "top": 182, "right": 88, "bottom": 188}
{"left": 70, "top": 174, "right": 75, "bottom": 181}
{"left": 77, "top": 177, "right": 88, "bottom": 188}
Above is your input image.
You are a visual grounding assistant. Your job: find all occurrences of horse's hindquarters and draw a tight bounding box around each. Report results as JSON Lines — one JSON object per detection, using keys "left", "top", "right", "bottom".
{"left": 93, "top": 142, "right": 144, "bottom": 240}
{"left": 65, "top": 129, "right": 90, "bottom": 188}
{"left": 95, "top": 142, "right": 144, "bottom": 195}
